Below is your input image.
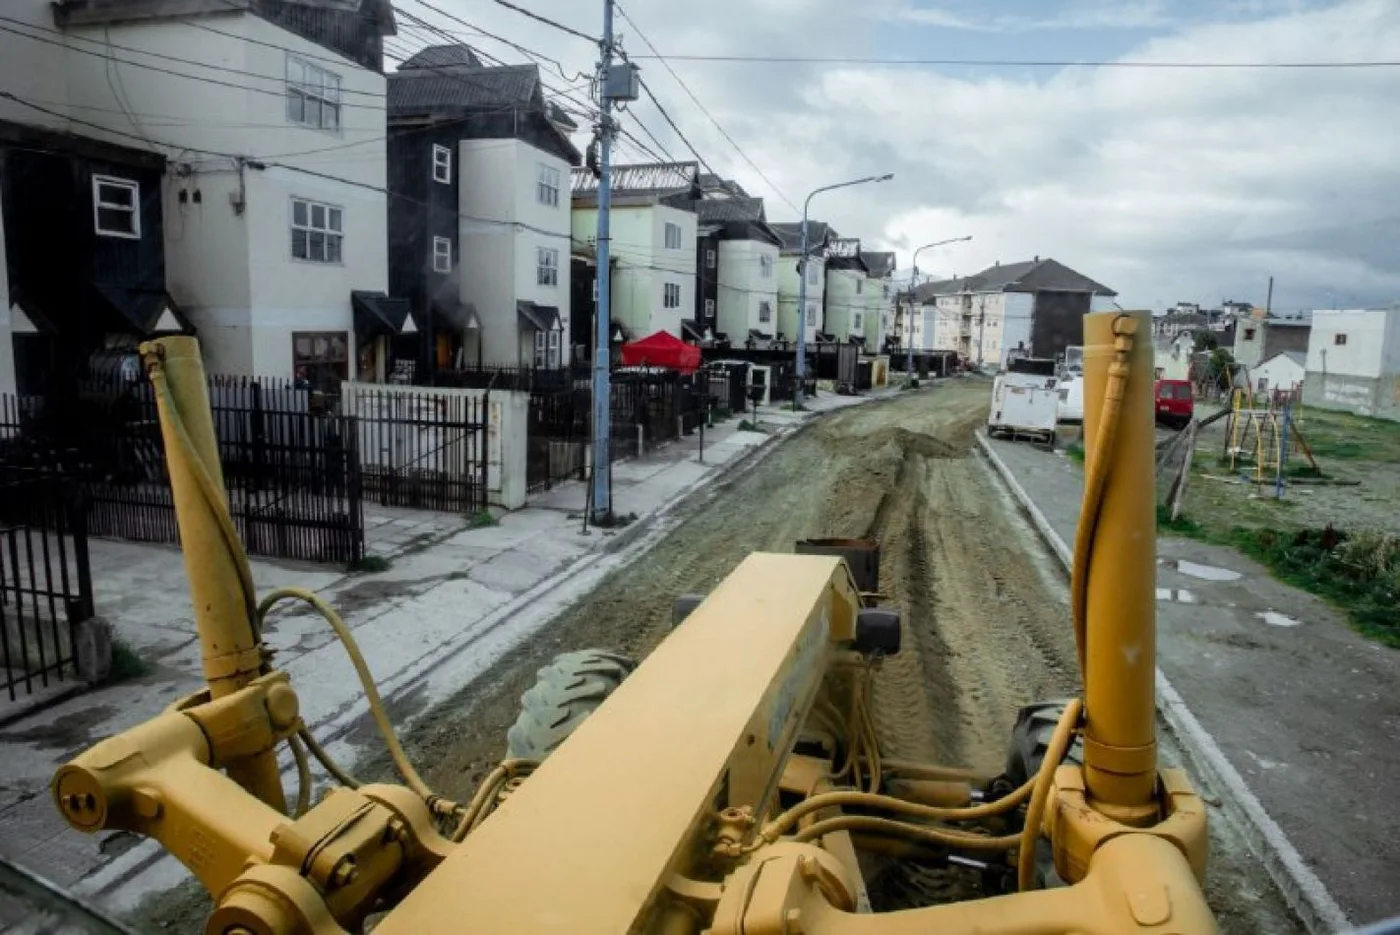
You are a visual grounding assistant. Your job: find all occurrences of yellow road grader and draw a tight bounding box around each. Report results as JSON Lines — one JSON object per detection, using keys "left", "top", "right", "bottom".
{"left": 51, "top": 311, "right": 1217, "bottom": 933}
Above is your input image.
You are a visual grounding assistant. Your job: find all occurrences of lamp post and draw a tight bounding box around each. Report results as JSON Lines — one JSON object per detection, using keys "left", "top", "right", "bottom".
{"left": 906, "top": 235, "right": 972, "bottom": 383}
{"left": 795, "top": 173, "right": 893, "bottom": 408}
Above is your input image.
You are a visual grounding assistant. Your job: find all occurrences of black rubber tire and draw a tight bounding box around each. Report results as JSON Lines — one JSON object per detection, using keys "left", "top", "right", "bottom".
{"left": 505, "top": 650, "right": 636, "bottom": 761}
{"left": 1003, "top": 700, "right": 1085, "bottom": 890}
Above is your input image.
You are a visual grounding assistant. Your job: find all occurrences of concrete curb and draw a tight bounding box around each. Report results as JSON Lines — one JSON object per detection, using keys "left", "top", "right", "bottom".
{"left": 974, "top": 431, "right": 1350, "bottom": 935}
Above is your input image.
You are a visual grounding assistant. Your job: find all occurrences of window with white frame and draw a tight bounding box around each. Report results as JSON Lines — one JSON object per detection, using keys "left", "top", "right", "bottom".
{"left": 704, "top": 298, "right": 716, "bottom": 319}
{"left": 537, "top": 247, "right": 559, "bottom": 286}
{"left": 760, "top": 255, "right": 774, "bottom": 279}
{"left": 705, "top": 248, "right": 716, "bottom": 269}
{"left": 806, "top": 262, "right": 817, "bottom": 285}
{"left": 534, "top": 330, "right": 561, "bottom": 367}
{"left": 664, "top": 283, "right": 681, "bottom": 308}
{"left": 759, "top": 301, "right": 772, "bottom": 323}
{"left": 664, "top": 222, "right": 683, "bottom": 250}
{"left": 93, "top": 175, "right": 140, "bottom": 239}
{"left": 853, "top": 312, "right": 864, "bottom": 332}
{"left": 432, "top": 145, "right": 451, "bottom": 184}
{"left": 537, "top": 164, "right": 560, "bottom": 207}
{"left": 286, "top": 56, "right": 342, "bottom": 131}
{"left": 806, "top": 303, "right": 817, "bottom": 325}
{"left": 432, "top": 236, "right": 451, "bottom": 273}
{"left": 856, "top": 279, "right": 864, "bottom": 294}
{"left": 291, "top": 198, "right": 343, "bottom": 263}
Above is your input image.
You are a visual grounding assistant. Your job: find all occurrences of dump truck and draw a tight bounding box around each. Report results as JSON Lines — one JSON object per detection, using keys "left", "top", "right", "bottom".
{"left": 51, "top": 313, "right": 1220, "bottom": 934}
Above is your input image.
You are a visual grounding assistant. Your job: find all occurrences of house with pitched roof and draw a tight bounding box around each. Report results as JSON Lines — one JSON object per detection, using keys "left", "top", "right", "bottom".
{"left": 389, "top": 44, "right": 580, "bottom": 374}
{"left": 4, "top": 0, "right": 399, "bottom": 392}
{"left": 571, "top": 161, "right": 700, "bottom": 348}
{"left": 694, "top": 197, "right": 783, "bottom": 348}
{"left": 914, "top": 257, "right": 1117, "bottom": 367}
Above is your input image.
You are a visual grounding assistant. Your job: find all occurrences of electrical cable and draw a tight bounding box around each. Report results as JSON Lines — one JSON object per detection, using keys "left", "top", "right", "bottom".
{"left": 614, "top": 3, "right": 798, "bottom": 213}
{"left": 635, "top": 76, "right": 717, "bottom": 177}
{"left": 481, "top": 0, "right": 597, "bottom": 43}
{"left": 622, "top": 53, "right": 1400, "bottom": 68}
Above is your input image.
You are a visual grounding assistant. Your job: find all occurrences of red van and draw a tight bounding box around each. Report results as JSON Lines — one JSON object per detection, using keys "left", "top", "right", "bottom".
{"left": 1154, "top": 379, "right": 1194, "bottom": 429}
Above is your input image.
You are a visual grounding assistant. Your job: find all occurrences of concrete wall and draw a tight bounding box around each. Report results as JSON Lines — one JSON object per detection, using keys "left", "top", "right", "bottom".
{"left": 511, "top": 140, "right": 572, "bottom": 362}
{"left": 1305, "top": 309, "right": 1398, "bottom": 378}
{"left": 62, "top": 13, "right": 390, "bottom": 378}
{"left": 342, "top": 381, "right": 530, "bottom": 509}
{"left": 0, "top": 2, "right": 72, "bottom": 131}
{"left": 777, "top": 254, "right": 822, "bottom": 344}
{"left": 1303, "top": 372, "right": 1400, "bottom": 421}
{"left": 716, "top": 239, "right": 779, "bottom": 339}
{"left": 572, "top": 203, "right": 694, "bottom": 340}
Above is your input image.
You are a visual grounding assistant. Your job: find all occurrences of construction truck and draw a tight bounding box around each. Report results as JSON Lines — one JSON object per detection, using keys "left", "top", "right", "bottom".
{"left": 51, "top": 312, "right": 1218, "bottom": 933}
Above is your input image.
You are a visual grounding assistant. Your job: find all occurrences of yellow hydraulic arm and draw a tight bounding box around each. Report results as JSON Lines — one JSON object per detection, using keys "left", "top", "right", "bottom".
{"left": 49, "top": 315, "right": 1216, "bottom": 934}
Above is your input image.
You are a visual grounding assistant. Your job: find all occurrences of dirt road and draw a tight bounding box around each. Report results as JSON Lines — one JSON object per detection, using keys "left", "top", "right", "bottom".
{"left": 354, "top": 380, "right": 1296, "bottom": 933}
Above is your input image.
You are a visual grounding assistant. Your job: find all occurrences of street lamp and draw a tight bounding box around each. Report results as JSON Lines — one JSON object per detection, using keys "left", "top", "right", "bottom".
{"left": 906, "top": 235, "right": 973, "bottom": 383}
{"left": 795, "top": 173, "right": 894, "bottom": 408}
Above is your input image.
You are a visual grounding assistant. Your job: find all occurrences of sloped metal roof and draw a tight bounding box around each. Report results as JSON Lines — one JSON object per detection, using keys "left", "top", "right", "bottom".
{"left": 770, "top": 221, "right": 836, "bottom": 253}
{"left": 915, "top": 257, "right": 1116, "bottom": 300}
{"left": 694, "top": 197, "right": 765, "bottom": 223}
{"left": 861, "top": 251, "right": 896, "bottom": 278}
{"left": 572, "top": 161, "right": 700, "bottom": 196}
{"left": 388, "top": 63, "right": 539, "bottom": 114}
{"left": 399, "top": 44, "right": 485, "bottom": 70}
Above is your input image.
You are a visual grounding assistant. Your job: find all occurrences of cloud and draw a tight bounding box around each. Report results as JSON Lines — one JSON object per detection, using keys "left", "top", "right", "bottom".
{"left": 887, "top": 1, "right": 1173, "bottom": 32}
{"left": 425, "top": 0, "right": 1400, "bottom": 309}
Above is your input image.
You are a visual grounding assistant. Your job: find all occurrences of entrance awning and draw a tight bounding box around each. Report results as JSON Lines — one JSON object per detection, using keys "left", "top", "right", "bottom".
{"left": 517, "top": 301, "right": 562, "bottom": 332}
{"left": 352, "top": 291, "right": 413, "bottom": 340}
{"left": 611, "top": 322, "right": 632, "bottom": 343}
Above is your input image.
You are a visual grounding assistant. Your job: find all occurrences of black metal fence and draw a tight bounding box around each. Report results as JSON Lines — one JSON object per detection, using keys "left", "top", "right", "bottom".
{"left": 0, "top": 379, "right": 365, "bottom": 566}
{"left": 0, "top": 468, "right": 93, "bottom": 702}
{"left": 342, "top": 386, "right": 490, "bottom": 514}
{"left": 524, "top": 369, "right": 707, "bottom": 494}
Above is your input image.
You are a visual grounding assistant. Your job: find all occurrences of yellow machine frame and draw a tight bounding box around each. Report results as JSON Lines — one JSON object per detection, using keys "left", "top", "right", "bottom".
{"left": 51, "top": 314, "right": 1216, "bottom": 934}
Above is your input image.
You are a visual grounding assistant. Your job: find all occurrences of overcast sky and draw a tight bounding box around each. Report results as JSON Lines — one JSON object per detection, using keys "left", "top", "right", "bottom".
{"left": 394, "top": 0, "right": 1400, "bottom": 312}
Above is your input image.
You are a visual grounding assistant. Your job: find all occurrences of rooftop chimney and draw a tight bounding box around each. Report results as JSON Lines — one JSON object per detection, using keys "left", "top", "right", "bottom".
{"left": 1033, "top": 255, "right": 1040, "bottom": 262}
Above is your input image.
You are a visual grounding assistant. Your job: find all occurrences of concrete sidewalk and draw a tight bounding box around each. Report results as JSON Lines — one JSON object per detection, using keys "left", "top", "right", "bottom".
{"left": 0, "top": 385, "right": 900, "bottom": 925}
{"left": 980, "top": 434, "right": 1399, "bottom": 933}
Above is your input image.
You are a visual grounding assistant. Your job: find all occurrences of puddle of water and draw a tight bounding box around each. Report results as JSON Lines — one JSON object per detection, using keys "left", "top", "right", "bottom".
{"left": 1155, "top": 588, "right": 1198, "bottom": 604}
{"left": 1175, "top": 560, "right": 1242, "bottom": 582}
{"left": 1255, "top": 610, "right": 1301, "bottom": 628}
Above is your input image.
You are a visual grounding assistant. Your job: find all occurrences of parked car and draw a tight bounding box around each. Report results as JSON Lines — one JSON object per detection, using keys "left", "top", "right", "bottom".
{"left": 1154, "top": 379, "right": 1195, "bottom": 429}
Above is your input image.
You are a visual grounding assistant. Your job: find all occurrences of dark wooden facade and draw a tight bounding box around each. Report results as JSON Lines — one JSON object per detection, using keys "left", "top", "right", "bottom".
{"left": 0, "top": 121, "right": 169, "bottom": 394}
{"left": 695, "top": 230, "right": 720, "bottom": 336}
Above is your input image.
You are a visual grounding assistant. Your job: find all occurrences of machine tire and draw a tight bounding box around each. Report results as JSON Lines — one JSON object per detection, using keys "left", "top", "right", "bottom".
{"left": 1003, "top": 700, "right": 1085, "bottom": 890}
{"left": 505, "top": 650, "right": 636, "bottom": 761}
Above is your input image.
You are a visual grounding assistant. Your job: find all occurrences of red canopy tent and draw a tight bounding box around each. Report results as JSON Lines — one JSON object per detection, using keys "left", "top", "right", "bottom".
{"left": 619, "top": 330, "right": 701, "bottom": 373}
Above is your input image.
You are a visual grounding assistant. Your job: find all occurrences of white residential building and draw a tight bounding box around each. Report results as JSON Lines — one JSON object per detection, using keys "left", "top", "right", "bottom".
{"left": 1304, "top": 307, "right": 1400, "bottom": 420}
{"left": 916, "top": 258, "right": 1117, "bottom": 367}
{"left": 41, "top": 0, "right": 401, "bottom": 388}
{"left": 824, "top": 261, "right": 870, "bottom": 343}
{"left": 695, "top": 198, "right": 782, "bottom": 346}
{"left": 572, "top": 162, "right": 699, "bottom": 343}
{"left": 860, "top": 251, "right": 897, "bottom": 350}
{"left": 771, "top": 222, "right": 832, "bottom": 346}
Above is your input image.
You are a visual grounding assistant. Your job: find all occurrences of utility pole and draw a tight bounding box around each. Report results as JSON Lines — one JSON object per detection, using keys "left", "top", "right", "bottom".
{"left": 591, "top": 0, "right": 632, "bottom": 524}
{"left": 1265, "top": 275, "right": 1274, "bottom": 317}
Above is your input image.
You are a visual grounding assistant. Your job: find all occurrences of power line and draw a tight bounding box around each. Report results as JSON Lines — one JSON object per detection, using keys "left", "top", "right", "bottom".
{"left": 614, "top": 3, "right": 797, "bottom": 214}
{"left": 483, "top": 0, "right": 596, "bottom": 44}
{"left": 621, "top": 53, "right": 1400, "bottom": 69}
{"left": 635, "top": 76, "right": 716, "bottom": 177}
{"left": 402, "top": 0, "right": 579, "bottom": 82}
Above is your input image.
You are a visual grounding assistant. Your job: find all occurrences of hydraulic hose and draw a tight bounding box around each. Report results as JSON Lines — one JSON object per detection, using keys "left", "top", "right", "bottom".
{"left": 1016, "top": 698, "right": 1083, "bottom": 892}
{"left": 792, "top": 815, "right": 1019, "bottom": 851}
{"left": 297, "top": 726, "right": 361, "bottom": 789}
{"left": 757, "top": 774, "right": 1037, "bottom": 844}
{"left": 257, "top": 587, "right": 439, "bottom": 803}
{"left": 451, "top": 759, "right": 537, "bottom": 842}
{"left": 287, "top": 734, "right": 312, "bottom": 818}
